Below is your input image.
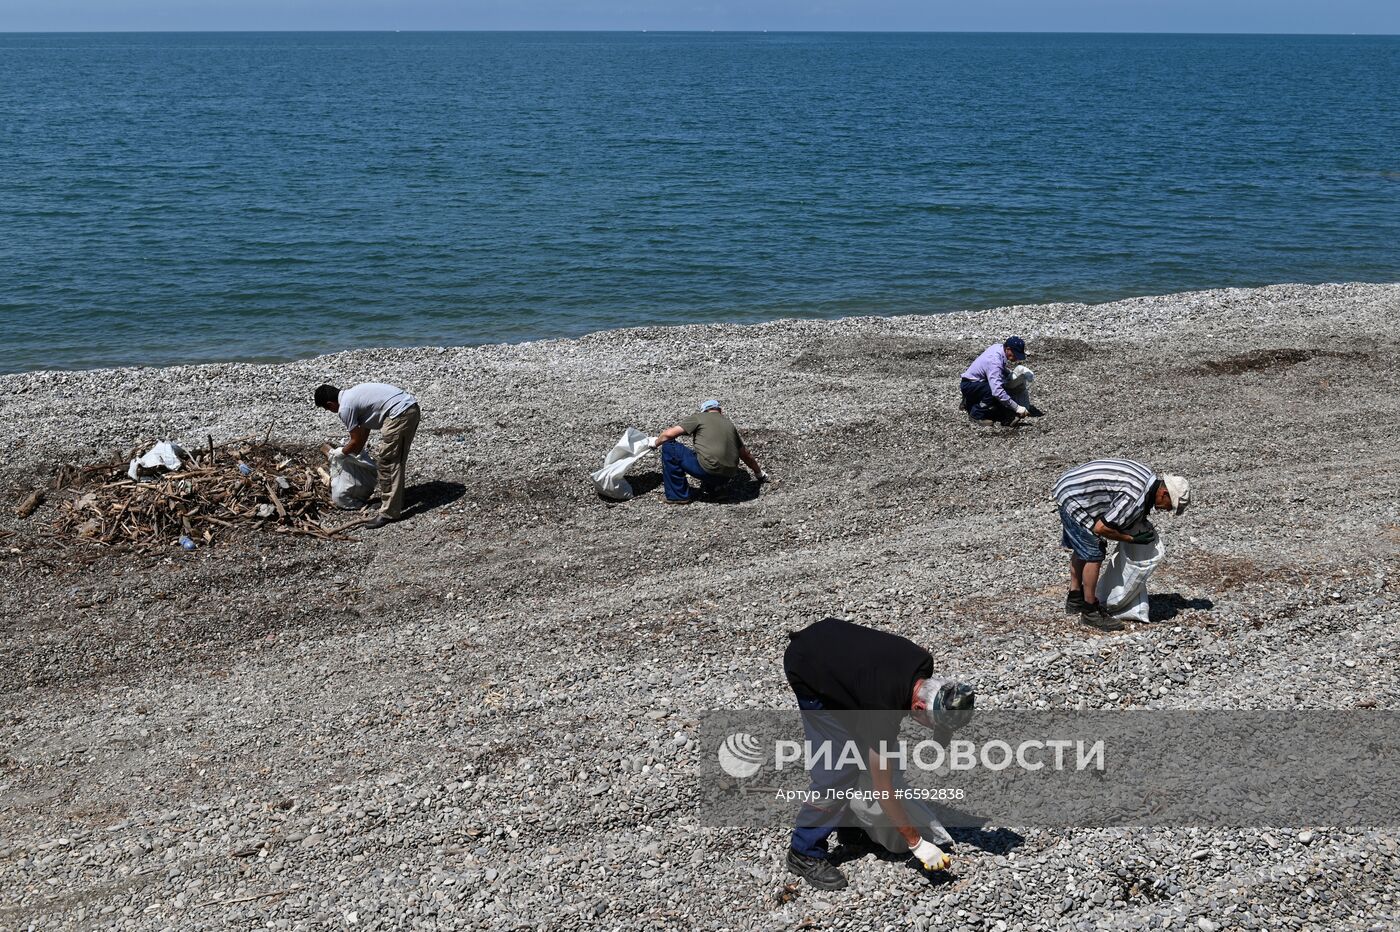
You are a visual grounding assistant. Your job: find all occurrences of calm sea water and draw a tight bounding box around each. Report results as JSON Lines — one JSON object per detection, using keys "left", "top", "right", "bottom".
{"left": 2, "top": 32, "right": 1398, "bottom": 373}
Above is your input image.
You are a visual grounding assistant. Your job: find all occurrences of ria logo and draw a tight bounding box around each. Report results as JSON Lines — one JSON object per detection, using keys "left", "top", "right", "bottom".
{"left": 717, "top": 732, "right": 765, "bottom": 778}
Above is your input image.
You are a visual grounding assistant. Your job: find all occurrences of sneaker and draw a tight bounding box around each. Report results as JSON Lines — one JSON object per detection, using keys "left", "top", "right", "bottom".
{"left": 1080, "top": 603, "right": 1126, "bottom": 632}
{"left": 786, "top": 847, "right": 848, "bottom": 891}
{"left": 1065, "top": 590, "right": 1088, "bottom": 615}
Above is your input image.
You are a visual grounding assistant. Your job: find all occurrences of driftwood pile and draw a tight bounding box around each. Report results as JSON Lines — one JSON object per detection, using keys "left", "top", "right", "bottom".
{"left": 47, "top": 437, "right": 359, "bottom": 548}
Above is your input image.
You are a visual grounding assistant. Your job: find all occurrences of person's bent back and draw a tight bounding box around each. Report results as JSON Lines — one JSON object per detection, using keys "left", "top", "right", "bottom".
{"left": 314, "top": 382, "right": 422, "bottom": 527}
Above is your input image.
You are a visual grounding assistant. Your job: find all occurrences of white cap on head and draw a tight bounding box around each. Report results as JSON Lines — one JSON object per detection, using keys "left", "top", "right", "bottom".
{"left": 1162, "top": 474, "right": 1191, "bottom": 515}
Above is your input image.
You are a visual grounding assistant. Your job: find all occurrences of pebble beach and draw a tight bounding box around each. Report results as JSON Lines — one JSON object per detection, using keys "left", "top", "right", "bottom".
{"left": 2, "top": 281, "right": 1399, "bottom": 930}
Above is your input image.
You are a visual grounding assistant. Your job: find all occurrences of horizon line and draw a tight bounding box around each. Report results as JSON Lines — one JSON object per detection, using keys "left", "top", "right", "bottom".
{"left": 2, "top": 28, "right": 1398, "bottom": 37}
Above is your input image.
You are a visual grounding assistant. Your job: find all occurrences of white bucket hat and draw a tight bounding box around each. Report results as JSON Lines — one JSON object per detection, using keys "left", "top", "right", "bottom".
{"left": 1162, "top": 474, "right": 1191, "bottom": 516}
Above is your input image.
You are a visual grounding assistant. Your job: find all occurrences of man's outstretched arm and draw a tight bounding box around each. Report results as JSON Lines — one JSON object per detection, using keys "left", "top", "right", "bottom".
{"left": 652, "top": 425, "right": 686, "bottom": 446}
{"left": 739, "top": 446, "right": 765, "bottom": 480}
{"left": 868, "top": 749, "right": 951, "bottom": 871}
{"left": 866, "top": 749, "right": 920, "bottom": 849}
{"left": 341, "top": 425, "right": 371, "bottom": 455}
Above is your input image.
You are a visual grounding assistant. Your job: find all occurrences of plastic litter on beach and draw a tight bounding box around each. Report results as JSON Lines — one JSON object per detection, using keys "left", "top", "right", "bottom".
{"left": 592, "top": 428, "right": 656, "bottom": 500}
{"left": 328, "top": 446, "right": 379, "bottom": 509}
{"left": 127, "top": 441, "right": 188, "bottom": 481}
{"left": 47, "top": 435, "right": 359, "bottom": 549}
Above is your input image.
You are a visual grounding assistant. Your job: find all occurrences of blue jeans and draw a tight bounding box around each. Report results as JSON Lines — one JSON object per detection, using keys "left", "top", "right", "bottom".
{"left": 789, "top": 694, "right": 863, "bottom": 859}
{"left": 1059, "top": 505, "right": 1107, "bottom": 563}
{"left": 660, "top": 441, "right": 725, "bottom": 501}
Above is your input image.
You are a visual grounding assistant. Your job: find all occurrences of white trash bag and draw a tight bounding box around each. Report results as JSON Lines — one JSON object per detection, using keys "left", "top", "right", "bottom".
{"left": 328, "top": 446, "right": 378, "bottom": 510}
{"left": 591, "top": 428, "right": 656, "bottom": 501}
{"left": 847, "top": 767, "right": 954, "bottom": 851}
{"left": 1095, "top": 527, "right": 1166, "bottom": 623}
{"left": 1008, "top": 365, "right": 1035, "bottom": 407}
{"left": 128, "top": 441, "right": 188, "bottom": 480}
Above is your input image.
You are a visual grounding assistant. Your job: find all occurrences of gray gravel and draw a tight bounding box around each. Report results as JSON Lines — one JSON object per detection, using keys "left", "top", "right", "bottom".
{"left": 2, "top": 282, "right": 1399, "bottom": 930}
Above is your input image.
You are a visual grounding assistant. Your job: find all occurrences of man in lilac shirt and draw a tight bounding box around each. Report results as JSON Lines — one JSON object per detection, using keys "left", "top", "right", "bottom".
{"left": 959, "top": 336, "right": 1043, "bottom": 426}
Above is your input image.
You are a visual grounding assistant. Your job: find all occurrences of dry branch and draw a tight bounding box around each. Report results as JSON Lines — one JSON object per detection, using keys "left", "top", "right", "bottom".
{"left": 16, "top": 489, "right": 45, "bottom": 518}
{"left": 51, "top": 440, "right": 354, "bottom": 549}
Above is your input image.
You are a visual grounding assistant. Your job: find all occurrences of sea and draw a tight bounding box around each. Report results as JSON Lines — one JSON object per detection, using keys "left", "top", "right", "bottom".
{"left": 2, "top": 31, "right": 1398, "bottom": 373}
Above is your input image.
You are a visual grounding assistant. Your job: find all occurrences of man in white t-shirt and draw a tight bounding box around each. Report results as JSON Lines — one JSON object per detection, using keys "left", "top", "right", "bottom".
{"left": 315, "top": 382, "right": 421, "bottom": 527}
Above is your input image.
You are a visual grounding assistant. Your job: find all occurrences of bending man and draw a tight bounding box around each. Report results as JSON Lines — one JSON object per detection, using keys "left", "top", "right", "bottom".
{"left": 1054, "top": 458, "right": 1191, "bottom": 630}
{"left": 315, "top": 382, "right": 421, "bottom": 528}
{"left": 650, "top": 399, "right": 765, "bottom": 504}
{"left": 782, "top": 616, "right": 974, "bottom": 890}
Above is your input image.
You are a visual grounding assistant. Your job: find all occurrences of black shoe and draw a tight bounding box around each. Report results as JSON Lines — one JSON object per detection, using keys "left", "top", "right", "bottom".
{"left": 786, "top": 848, "right": 848, "bottom": 891}
{"left": 364, "top": 514, "right": 394, "bottom": 529}
{"left": 1080, "top": 603, "right": 1126, "bottom": 632}
{"left": 1026, "top": 404, "right": 1045, "bottom": 418}
{"left": 663, "top": 496, "right": 693, "bottom": 505}
{"left": 1065, "top": 590, "right": 1088, "bottom": 615}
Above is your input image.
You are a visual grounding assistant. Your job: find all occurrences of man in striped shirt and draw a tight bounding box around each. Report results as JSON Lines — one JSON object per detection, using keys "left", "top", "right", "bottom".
{"left": 1054, "top": 459, "right": 1191, "bottom": 631}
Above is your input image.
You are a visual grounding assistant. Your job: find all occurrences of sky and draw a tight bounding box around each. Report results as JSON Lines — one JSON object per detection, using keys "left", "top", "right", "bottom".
{"left": 1, "top": 0, "right": 1398, "bottom": 33}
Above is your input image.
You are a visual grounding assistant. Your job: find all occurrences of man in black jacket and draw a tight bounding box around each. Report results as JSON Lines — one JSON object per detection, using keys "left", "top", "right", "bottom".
{"left": 782, "top": 616, "right": 974, "bottom": 890}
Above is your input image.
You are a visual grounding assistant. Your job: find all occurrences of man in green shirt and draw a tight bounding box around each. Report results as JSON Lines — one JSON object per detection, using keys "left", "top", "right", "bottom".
{"left": 650, "top": 399, "right": 766, "bottom": 503}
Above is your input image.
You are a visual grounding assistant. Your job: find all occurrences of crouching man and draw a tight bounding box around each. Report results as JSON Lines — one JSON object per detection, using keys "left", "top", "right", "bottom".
{"left": 315, "top": 382, "right": 421, "bottom": 528}
{"left": 960, "top": 336, "right": 1042, "bottom": 425}
{"left": 650, "top": 399, "right": 765, "bottom": 504}
{"left": 782, "top": 616, "right": 975, "bottom": 890}
{"left": 1054, "top": 458, "right": 1191, "bottom": 631}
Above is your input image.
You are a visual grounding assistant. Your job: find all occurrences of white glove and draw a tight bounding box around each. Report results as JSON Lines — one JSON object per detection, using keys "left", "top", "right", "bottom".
{"left": 645, "top": 436, "right": 660, "bottom": 449}
{"left": 911, "top": 838, "right": 951, "bottom": 872}
{"left": 1014, "top": 406, "right": 1029, "bottom": 418}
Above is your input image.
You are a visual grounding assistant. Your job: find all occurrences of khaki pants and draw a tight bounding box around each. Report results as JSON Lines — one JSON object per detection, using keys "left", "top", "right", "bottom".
{"left": 377, "top": 405, "right": 421, "bottom": 519}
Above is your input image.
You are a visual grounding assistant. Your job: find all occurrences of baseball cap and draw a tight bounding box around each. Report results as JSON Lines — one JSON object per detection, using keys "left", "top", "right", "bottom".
{"left": 1004, "top": 336, "right": 1027, "bottom": 361}
{"left": 699, "top": 399, "right": 722, "bottom": 412}
{"left": 1162, "top": 474, "right": 1191, "bottom": 515}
